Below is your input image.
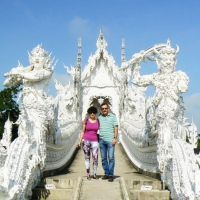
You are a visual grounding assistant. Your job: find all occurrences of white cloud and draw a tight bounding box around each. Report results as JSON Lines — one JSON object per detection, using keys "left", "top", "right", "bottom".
{"left": 46, "top": 72, "right": 73, "bottom": 97}
{"left": 184, "top": 93, "right": 200, "bottom": 133}
{"left": 68, "top": 17, "right": 91, "bottom": 38}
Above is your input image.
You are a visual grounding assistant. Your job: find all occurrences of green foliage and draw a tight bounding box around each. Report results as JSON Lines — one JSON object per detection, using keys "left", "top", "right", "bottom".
{"left": 197, "top": 138, "right": 200, "bottom": 148}
{"left": 0, "top": 85, "right": 21, "bottom": 140}
{"left": 186, "top": 135, "right": 189, "bottom": 143}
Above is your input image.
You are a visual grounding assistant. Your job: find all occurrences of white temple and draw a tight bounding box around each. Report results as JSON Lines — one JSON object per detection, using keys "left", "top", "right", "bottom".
{"left": 0, "top": 30, "right": 200, "bottom": 200}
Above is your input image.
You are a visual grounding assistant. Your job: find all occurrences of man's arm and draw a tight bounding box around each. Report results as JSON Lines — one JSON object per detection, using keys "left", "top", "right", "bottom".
{"left": 112, "top": 125, "right": 118, "bottom": 146}
{"left": 114, "top": 126, "right": 118, "bottom": 139}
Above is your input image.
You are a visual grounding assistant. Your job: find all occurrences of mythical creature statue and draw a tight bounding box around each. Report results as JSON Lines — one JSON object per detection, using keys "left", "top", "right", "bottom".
{"left": 131, "top": 41, "right": 189, "bottom": 165}
{"left": 134, "top": 41, "right": 200, "bottom": 200}
{"left": 120, "top": 40, "right": 200, "bottom": 200}
{"left": 132, "top": 40, "right": 189, "bottom": 141}
{"left": 0, "top": 45, "right": 56, "bottom": 200}
{"left": 54, "top": 80, "right": 79, "bottom": 145}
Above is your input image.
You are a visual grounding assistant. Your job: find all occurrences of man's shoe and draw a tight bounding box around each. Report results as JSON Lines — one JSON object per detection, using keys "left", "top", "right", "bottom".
{"left": 108, "top": 176, "right": 114, "bottom": 182}
{"left": 101, "top": 175, "right": 109, "bottom": 180}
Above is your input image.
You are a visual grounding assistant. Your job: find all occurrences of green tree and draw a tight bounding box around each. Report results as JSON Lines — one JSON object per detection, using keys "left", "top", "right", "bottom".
{"left": 0, "top": 85, "right": 21, "bottom": 140}
{"left": 197, "top": 138, "right": 200, "bottom": 148}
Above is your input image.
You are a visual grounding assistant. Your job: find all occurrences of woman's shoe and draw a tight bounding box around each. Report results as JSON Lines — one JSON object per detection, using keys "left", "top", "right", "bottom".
{"left": 87, "top": 175, "right": 91, "bottom": 180}
{"left": 92, "top": 174, "right": 98, "bottom": 179}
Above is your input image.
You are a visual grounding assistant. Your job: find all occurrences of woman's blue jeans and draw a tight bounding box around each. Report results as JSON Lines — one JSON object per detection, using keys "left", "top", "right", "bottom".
{"left": 99, "top": 139, "right": 115, "bottom": 177}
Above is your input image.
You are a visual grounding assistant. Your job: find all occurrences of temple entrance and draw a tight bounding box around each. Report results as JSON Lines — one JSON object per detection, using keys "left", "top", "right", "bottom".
{"left": 89, "top": 95, "right": 113, "bottom": 116}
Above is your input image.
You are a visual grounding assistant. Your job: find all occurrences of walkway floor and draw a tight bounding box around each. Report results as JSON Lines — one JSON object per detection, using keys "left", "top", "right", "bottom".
{"left": 49, "top": 143, "right": 158, "bottom": 200}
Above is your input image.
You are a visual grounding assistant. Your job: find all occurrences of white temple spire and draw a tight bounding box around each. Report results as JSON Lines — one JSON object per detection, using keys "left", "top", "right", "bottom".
{"left": 76, "top": 37, "right": 82, "bottom": 120}
{"left": 96, "top": 29, "right": 107, "bottom": 50}
{"left": 77, "top": 37, "right": 82, "bottom": 67}
{"left": 121, "top": 39, "right": 126, "bottom": 62}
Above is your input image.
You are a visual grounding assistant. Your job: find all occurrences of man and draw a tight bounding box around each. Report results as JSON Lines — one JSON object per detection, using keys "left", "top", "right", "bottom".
{"left": 98, "top": 103, "right": 118, "bottom": 182}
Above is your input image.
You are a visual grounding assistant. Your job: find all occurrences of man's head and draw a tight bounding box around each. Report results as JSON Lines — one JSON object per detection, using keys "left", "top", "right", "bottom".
{"left": 100, "top": 103, "right": 109, "bottom": 116}
{"left": 156, "top": 40, "right": 179, "bottom": 75}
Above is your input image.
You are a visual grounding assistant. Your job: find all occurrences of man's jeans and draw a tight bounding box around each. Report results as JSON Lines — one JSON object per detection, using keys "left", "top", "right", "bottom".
{"left": 99, "top": 139, "right": 115, "bottom": 177}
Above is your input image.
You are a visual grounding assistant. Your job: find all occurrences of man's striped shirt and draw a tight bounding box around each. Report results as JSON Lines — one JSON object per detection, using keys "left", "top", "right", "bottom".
{"left": 98, "top": 113, "right": 118, "bottom": 142}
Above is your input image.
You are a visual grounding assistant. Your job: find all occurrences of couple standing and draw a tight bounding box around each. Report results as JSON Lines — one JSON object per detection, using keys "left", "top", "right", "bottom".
{"left": 77, "top": 103, "right": 118, "bottom": 182}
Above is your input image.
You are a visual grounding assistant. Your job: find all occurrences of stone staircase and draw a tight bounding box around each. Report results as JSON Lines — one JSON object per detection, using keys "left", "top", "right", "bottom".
{"left": 126, "top": 180, "right": 170, "bottom": 200}
{"left": 32, "top": 144, "right": 170, "bottom": 200}
{"left": 32, "top": 177, "right": 170, "bottom": 200}
{"left": 32, "top": 177, "right": 81, "bottom": 200}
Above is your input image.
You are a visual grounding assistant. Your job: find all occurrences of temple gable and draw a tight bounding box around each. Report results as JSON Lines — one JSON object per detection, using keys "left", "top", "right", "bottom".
{"left": 81, "top": 30, "right": 120, "bottom": 88}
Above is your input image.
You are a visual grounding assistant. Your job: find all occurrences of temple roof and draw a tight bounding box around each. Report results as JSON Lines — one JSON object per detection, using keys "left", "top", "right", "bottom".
{"left": 81, "top": 30, "right": 121, "bottom": 87}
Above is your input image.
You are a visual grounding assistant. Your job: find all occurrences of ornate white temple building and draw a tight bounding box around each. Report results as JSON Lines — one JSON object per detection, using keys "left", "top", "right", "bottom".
{"left": 0, "top": 30, "right": 200, "bottom": 200}
{"left": 66, "top": 30, "right": 121, "bottom": 122}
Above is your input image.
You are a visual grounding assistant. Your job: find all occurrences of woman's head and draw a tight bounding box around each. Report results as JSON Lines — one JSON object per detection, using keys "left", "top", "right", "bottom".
{"left": 87, "top": 106, "right": 97, "bottom": 115}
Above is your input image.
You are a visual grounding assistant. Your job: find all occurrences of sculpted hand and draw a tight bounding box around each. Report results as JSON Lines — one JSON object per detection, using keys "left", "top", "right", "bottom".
{"left": 4, "top": 72, "right": 11, "bottom": 77}
{"left": 178, "top": 80, "right": 188, "bottom": 93}
{"left": 9, "top": 71, "right": 22, "bottom": 78}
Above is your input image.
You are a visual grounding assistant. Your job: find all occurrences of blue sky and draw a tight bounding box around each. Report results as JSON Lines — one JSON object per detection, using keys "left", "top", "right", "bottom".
{"left": 0, "top": 1, "right": 200, "bottom": 130}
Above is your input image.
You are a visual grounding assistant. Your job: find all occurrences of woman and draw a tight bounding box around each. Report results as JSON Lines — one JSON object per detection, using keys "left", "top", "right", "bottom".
{"left": 77, "top": 106, "right": 99, "bottom": 180}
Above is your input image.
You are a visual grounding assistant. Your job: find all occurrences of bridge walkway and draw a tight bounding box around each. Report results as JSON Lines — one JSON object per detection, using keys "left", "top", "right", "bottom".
{"left": 32, "top": 143, "right": 170, "bottom": 200}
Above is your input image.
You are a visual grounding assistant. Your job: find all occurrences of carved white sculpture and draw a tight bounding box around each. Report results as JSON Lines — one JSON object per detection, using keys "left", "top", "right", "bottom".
{"left": 120, "top": 40, "right": 200, "bottom": 200}
{"left": 54, "top": 80, "right": 80, "bottom": 144}
{"left": 0, "top": 45, "right": 81, "bottom": 200}
{"left": 0, "top": 45, "right": 55, "bottom": 199}
{"left": 1, "top": 115, "right": 13, "bottom": 149}
{"left": 186, "top": 120, "right": 198, "bottom": 149}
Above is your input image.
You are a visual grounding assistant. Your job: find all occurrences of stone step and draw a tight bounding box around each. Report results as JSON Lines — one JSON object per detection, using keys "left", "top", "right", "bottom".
{"left": 79, "top": 177, "right": 123, "bottom": 200}
{"left": 42, "top": 178, "right": 76, "bottom": 189}
{"left": 126, "top": 180, "right": 162, "bottom": 190}
{"left": 32, "top": 188, "right": 72, "bottom": 200}
{"left": 32, "top": 177, "right": 82, "bottom": 200}
{"left": 32, "top": 177, "right": 170, "bottom": 200}
{"left": 129, "top": 189, "right": 170, "bottom": 200}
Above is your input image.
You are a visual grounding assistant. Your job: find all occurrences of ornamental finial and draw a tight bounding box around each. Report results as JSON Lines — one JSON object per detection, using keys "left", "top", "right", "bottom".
{"left": 77, "top": 37, "right": 82, "bottom": 66}
{"left": 167, "top": 38, "right": 171, "bottom": 46}
{"left": 96, "top": 29, "right": 107, "bottom": 50}
{"left": 121, "top": 39, "right": 126, "bottom": 62}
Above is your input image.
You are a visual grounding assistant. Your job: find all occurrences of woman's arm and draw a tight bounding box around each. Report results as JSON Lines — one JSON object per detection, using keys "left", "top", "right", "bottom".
{"left": 77, "top": 120, "right": 86, "bottom": 147}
